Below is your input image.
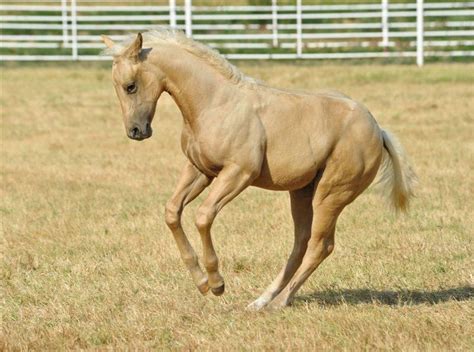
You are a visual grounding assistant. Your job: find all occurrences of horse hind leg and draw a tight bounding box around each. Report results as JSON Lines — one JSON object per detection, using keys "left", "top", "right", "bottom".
{"left": 266, "top": 160, "right": 378, "bottom": 309}
{"left": 247, "top": 182, "right": 314, "bottom": 310}
{"left": 266, "top": 194, "right": 341, "bottom": 309}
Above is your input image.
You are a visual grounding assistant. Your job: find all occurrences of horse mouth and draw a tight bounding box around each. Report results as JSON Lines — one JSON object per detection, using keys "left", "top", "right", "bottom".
{"left": 129, "top": 134, "right": 151, "bottom": 141}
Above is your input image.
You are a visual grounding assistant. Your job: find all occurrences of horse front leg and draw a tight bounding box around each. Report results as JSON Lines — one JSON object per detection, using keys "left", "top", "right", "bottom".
{"left": 195, "top": 164, "right": 257, "bottom": 296}
{"left": 165, "top": 162, "right": 212, "bottom": 295}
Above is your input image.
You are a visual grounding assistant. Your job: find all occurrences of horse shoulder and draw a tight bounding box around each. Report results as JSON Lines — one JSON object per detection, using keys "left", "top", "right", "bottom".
{"left": 186, "top": 103, "right": 265, "bottom": 176}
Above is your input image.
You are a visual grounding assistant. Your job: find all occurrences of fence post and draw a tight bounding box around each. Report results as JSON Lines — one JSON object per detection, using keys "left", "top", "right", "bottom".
{"left": 381, "top": 0, "right": 389, "bottom": 48}
{"left": 296, "top": 0, "right": 302, "bottom": 57}
{"left": 416, "top": 0, "right": 424, "bottom": 66}
{"left": 185, "top": 0, "right": 192, "bottom": 38}
{"left": 272, "top": 0, "right": 278, "bottom": 47}
{"left": 71, "top": 0, "right": 78, "bottom": 60}
{"left": 169, "top": 0, "right": 176, "bottom": 29}
{"left": 61, "top": 0, "right": 68, "bottom": 46}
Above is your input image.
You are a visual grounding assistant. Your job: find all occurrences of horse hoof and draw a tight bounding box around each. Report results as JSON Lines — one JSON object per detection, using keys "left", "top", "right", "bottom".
{"left": 197, "top": 279, "right": 210, "bottom": 295}
{"left": 246, "top": 298, "right": 268, "bottom": 311}
{"left": 211, "top": 283, "right": 225, "bottom": 296}
{"left": 266, "top": 297, "right": 291, "bottom": 310}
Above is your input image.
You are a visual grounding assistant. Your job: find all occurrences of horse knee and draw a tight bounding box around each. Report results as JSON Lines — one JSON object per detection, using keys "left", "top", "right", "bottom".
{"left": 203, "top": 254, "right": 219, "bottom": 272}
{"left": 165, "top": 201, "right": 181, "bottom": 230}
{"left": 195, "top": 206, "right": 216, "bottom": 233}
{"left": 182, "top": 253, "right": 199, "bottom": 267}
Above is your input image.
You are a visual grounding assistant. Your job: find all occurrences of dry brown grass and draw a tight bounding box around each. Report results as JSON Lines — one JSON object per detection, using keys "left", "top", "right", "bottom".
{"left": 1, "top": 62, "right": 473, "bottom": 351}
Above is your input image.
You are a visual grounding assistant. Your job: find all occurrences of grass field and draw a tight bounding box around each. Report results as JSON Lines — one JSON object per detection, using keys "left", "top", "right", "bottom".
{"left": 1, "top": 62, "right": 473, "bottom": 350}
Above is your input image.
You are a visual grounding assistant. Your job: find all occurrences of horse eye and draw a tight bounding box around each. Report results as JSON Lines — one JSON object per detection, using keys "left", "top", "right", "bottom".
{"left": 126, "top": 83, "right": 137, "bottom": 94}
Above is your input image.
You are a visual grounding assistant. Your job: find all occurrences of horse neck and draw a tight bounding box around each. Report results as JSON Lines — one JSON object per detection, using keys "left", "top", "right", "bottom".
{"left": 149, "top": 43, "right": 235, "bottom": 127}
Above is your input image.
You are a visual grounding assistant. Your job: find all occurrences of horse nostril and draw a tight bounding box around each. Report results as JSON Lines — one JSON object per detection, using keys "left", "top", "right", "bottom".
{"left": 145, "top": 122, "right": 151, "bottom": 133}
{"left": 131, "top": 127, "right": 140, "bottom": 138}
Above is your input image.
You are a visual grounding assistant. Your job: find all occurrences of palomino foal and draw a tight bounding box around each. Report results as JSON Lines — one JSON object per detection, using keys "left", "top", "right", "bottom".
{"left": 102, "top": 30, "right": 417, "bottom": 310}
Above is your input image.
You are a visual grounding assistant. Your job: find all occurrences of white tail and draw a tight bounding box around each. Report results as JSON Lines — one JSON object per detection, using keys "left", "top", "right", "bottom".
{"left": 375, "top": 129, "right": 418, "bottom": 212}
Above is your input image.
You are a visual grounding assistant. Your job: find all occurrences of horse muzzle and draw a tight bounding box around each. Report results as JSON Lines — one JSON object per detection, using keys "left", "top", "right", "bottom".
{"left": 127, "top": 122, "right": 153, "bottom": 141}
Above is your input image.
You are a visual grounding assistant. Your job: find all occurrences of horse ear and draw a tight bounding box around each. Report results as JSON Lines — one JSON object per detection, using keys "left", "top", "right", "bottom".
{"left": 123, "top": 33, "right": 143, "bottom": 62}
{"left": 101, "top": 35, "right": 115, "bottom": 49}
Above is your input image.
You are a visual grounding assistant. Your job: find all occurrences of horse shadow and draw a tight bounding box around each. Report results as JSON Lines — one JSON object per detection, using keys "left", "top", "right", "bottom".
{"left": 295, "top": 286, "right": 474, "bottom": 306}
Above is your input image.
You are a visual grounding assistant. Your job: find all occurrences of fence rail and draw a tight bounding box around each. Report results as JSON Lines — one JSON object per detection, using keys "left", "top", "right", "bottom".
{"left": 1, "top": 1, "right": 474, "bottom": 65}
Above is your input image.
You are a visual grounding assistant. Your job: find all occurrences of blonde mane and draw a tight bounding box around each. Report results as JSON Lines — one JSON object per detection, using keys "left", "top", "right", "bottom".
{"left": 104, "top": 28, "right": 257, "bottom": 85}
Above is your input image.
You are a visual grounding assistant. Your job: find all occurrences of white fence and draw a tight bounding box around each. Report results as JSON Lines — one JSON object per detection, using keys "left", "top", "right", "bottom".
{"left": 1, "top": 1, "right": 474, "bottom": 65}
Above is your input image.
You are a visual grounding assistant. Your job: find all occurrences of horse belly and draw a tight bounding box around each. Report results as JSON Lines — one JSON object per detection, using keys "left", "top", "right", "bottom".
{"left": 252, "top": 167, "right": 318, "bottom": 191}
{"left": 251, "top": 145, "right": 324, "bottom": 191}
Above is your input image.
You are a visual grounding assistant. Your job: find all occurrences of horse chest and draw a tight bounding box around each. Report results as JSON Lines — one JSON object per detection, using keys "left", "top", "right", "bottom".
{"left": 181, "top": 133, "right": 221, "bottom": 177}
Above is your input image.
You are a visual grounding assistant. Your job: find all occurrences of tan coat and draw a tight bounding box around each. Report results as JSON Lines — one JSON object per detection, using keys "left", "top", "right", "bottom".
{"left": 102, "top": 30, "right": 417, "bottom": 310}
